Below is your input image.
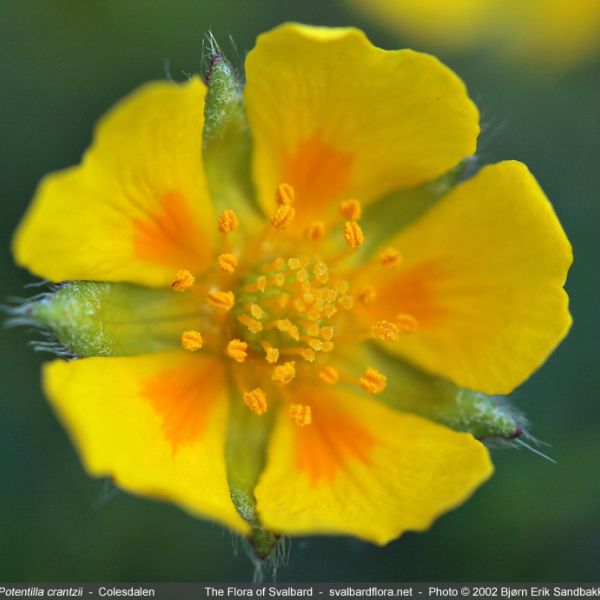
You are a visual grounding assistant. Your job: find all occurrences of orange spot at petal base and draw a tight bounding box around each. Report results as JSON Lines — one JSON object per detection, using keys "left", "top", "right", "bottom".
{"left": 294, "top": 389, "right": 374, "bottom": 483}
{"left": 133, "top": 191, "right": 208, "bottom": 270}
{"left": 281, "top": 133, "right": 354, "bottom": 225}
{"left": 141, "top": 360, "right": 222, "bottom": 452}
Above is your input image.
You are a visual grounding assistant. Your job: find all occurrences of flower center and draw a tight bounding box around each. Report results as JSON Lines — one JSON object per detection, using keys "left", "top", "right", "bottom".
{"left": 233, "top": 255, "right": 350, "bottom": 364}
{"left": 173, "top": 183, "right": 418, "bottom": 426}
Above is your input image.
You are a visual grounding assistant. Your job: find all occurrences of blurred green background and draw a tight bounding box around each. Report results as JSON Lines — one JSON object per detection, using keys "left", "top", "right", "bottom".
{"left": 1, "top": 0, "right": 598, "bottom": 582}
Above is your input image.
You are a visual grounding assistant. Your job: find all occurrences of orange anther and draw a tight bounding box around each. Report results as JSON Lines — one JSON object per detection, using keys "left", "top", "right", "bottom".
{"left": 275, "top": 182, "right": 295, "bottom": 206}
{"left": 304, "top": 221, "right": 325, "bottom": 241}
{"left": 271, "top": 204, "right": 296, "bottom": 231}
{"left": 289, "top": 404, "right": 312, "bottom": 427}
{"left": 343, "top": 220, "right": 364, "bottom": 249}
{"left": 243, "top": 388, "right": 267, "bottom": 416}
{"left": 249, "top": 304, "right": 264, "bottom": 320}
{"left": 338, "top": 295, "right": 354, "bottom": 310}
{"left": 181, "top": 330, "right": 203, "bottom": 352}
{"left": 218, "top": 209, "right": 239, "bottom": 233}
{"left": 320, "top": 326, "right": 334, "bottom": 340}
{"left": 238, "top": 314, "right": 263, "bottom": 334}
{"left": 318, "top": 366, "right": 339, "bottom": 385}
{"left": 171, "top": 269, "right": 195, "bottom": 292}
{"left": 371, "top": 320, "right": 400, "bottom": 341}
{"left": 339, "top": 199, "right": 362, "bottom": 221}
{"left": 207, "top": 290, "right": 235, "bottom": 312}
{"left": 272, "top": 361, "right": 296, "bottom": 387}
{"left": 217, "top": 253, "right": 238, "bottom": 273}
{"left": 378, "top": 246, "right": 402, "bottom": 267}
{"left": 265, "top": 347, "right": 280, "bottom": 364}
{"left": 396, "top": 313, "right": 419, "bottom": 333}
{"left": 301, "top": 348, "right": 316, "bottom": 362}
{"left": 357, "top": 285, "right": 377, "bottom": 305}
{"left": 359, "top": 367, "right": 387, "bottom": 394}
{"left": 226, "top": 339, "right": 248, "bottom": 363}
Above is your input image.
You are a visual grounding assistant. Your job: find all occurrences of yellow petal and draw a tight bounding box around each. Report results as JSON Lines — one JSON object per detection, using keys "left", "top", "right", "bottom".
{"left": 245, "top": 23, "right": 479, "bottom": 228}
{"left": 255, "top": 385, "right": 492, "bottom": 544}
{"left": 14, "top": 78, "right": 214, "bottom": 286}
{"left": 357, "top": 161, "right": 572, "bottom": 394}
{"left": 44, "top": 352, "right": 248, "bottom": 533}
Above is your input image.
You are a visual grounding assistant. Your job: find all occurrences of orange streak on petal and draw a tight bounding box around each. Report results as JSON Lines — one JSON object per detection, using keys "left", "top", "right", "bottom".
{"left": 141, "top": 359, "right": 223, "bottom": 453}
{"left": 294, "top": 389, "right": 375, "bottom": 484}
{"left": 372, "top": 260, "right": 448, "bottom": 328}
{"left": 133, "top": 191, "right": 209, "bottom": 271}
{"left": 282, "top": 133, "right": 354, "bottom": 220}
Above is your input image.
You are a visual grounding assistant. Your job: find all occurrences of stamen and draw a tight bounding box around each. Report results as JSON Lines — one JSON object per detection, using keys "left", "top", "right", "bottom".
{"left": 272, "top": 361, "right": 296, "bottom": 387}
{"left": 257, "top": 276, "right": 267, "bottom": 292}
{"left": 271, "top": 205, "right": 296, "bottom": 231}
{"left": 318, "top": 366, "right": 339, "bottom": 385}
{"left": 371, "top": 320, "right": 400, "bottom": 341}
{"left": 301, "top": 349, "right": 317, "bottom": 362}
{"left": 277, "top": 293, "right": 289, "bottom": 308}
{"left": 378, "top": 246, "right": 402, "bottom": 267}
{"left": 334, "top": 280, "right": 349, "bottom": 294}
{"left": 171, "top": 269, "right": 195, "bottom": 292}
{"left": 323, "top": 304, "right": 337, "bottom": 318}
{"left": 238, "top": 314, "right": 263, "bottom": 334}
{"left": 396, "top": 313, "right": 419, "bottom": 333}
{"left": 359, "top": 368, "right": 387, "bottom": 394}
{"left": 218, "top": 209, "right": 239, "bottom": 233}
{"left": 273, "top": 318, "right": 292, "bottom": 333}
{"left": 289, "top": 404, "right": 312, "bottom": 427}
{"left": 304, "top": 221, "right": 325, "bottom": 241}
{"left": 338, "top": 294, "right": 354, "bottom": 310}
{"left": 339, "top": 199, "right": 362, "bottom": 221}
{"left": 312, "top": 261, "right": 329, "bottom": 283}
{"left": 357, "top": 285, "right": 377, "bottom": 305}
{"left": 296, "top": 268, "right": 308, "bottom": 283}
{"left": 249, "top": 304, "right": 264, "bottom": 320}
{"left": 226, "top": 339, "right": 248, "bottom": 363}
{"left": 305, "top": 323, "right": 320, "bottom": 337}
{"left": 320, "top": 326, "right": 334, "bottom": 340}
{"left": 343, "top": 220, "right": 365, "bottom": 249}
{"left": 275, "top": 182, "right": 295, "bottom": 206}
{"left": 261, "top": 342, "right": 280, "bottom": 364}
{"left": 243, "top": 388, "right": 268, "bottom": 416}
{"left": 207, "top": 290, "right": 235, "bottom": 312}
{"left": 217, "top": 253, "right": 238, "bottom": 273}
{"left": 181, "top": 330, "right": 204, "bottom": 352}
{"left": 287, "top": 257, "right": 301, "bottom": 270}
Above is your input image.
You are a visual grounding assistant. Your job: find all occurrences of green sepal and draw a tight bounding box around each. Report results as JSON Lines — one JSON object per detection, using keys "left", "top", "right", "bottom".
{"left": 345, "top": 342, "right": 523, "bottom": 440}
{"left": 29, "top": 281, "right": 202, "bottom": 357}
{"left": 225, "top": 387, "right": 278, "bottom": 559}
{"left": 203, "top": 52, "right": 262, "bottom": 228}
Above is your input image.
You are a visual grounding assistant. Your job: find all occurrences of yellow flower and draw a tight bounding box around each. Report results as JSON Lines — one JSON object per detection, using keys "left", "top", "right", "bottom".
{"left": 12, "top": 24, "right": 571, "bottom": 554}
{"left": 348, "top": 0, "right": 600, "bottom": 69}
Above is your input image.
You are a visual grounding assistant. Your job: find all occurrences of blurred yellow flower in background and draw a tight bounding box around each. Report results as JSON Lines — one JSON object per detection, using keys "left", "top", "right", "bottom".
{"left": 12, "top": 24, "right": 571, "bottom": 558}
{"left": 348, "top": 0, "right": 600, "bottom": 68}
